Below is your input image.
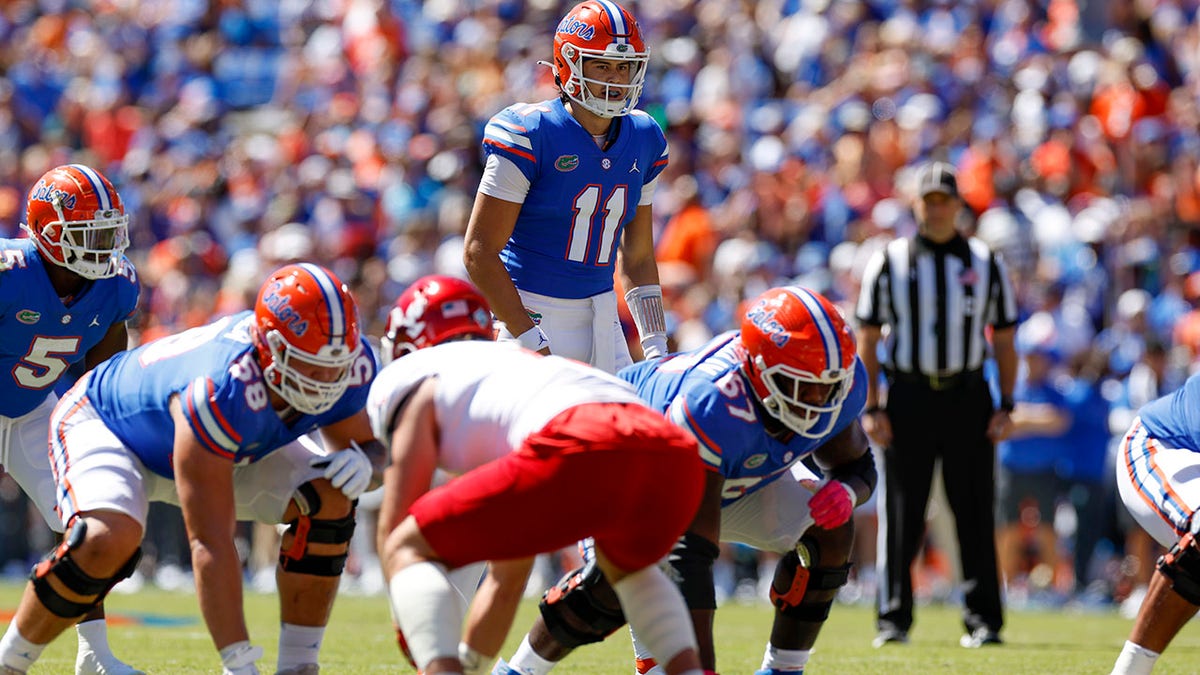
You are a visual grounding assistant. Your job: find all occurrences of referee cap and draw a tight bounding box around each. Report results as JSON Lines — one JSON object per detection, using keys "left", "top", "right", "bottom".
{"left": 916, "top": 161, "right": 958, "bottom": 199}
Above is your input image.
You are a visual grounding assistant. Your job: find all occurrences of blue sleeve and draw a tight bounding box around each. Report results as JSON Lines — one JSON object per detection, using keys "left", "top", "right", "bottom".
{"left": 182, "top": 374, "right": 252, "bottom": 459}
{"left": 631, "top": 111, "right": 669, "bottom": 183}
{"left": 667, "top": 380, "right": 756, "bottom": 477}
{"left": 114, "top": 256, "right": 140, "bottom": 322}
{"left": 482, "top": 105, "right": 542, "bottom": 183}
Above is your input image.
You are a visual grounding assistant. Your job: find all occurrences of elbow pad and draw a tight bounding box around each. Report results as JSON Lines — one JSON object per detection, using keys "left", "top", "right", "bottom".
{"left": 830, "top": 450, "right": 877, "bottom": 498}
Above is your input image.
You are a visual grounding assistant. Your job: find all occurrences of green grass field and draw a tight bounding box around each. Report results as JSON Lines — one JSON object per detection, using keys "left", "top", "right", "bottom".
{"left": 5, "top": 581, "right": 1200, "bottom": 673}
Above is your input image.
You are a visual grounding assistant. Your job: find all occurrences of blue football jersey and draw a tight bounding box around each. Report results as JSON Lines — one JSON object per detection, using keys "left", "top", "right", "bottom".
{"left": 0, "top": 238, "right": 139, "bottom": 417}
{"left": 85, "top": 311, "right": 377, "bottom": 479}
{"left": 619, "top": 331, "right": 868, "bottom": 506}
{"left": 1137, "top": 373, "right": 1200, "bottom": 452}
{"left": 482, "top": 97, "right": 669, "bottom": 299}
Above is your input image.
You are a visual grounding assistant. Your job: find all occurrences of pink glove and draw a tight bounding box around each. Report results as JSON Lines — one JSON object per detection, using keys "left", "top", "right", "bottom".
{"left": 808, "top": 480, "right": 857, "bottom": 529}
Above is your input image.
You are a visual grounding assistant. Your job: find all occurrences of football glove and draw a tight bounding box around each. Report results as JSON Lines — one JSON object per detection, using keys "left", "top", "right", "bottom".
{"left": 314, "top": 441, "right": 372, "bottom": 500}
{"left": 807, "top": 480, "right": 856, "bottom": 529}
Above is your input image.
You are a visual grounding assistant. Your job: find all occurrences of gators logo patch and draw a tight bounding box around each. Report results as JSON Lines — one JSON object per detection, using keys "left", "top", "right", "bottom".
{"left": 16, "top": 309, "right": 40, "bottom": 324}
{"left": 743, "top": 454, "right": 767, "bottom": 470}
{"left": 555, "top": 155, "right": 580, "bottom": 172}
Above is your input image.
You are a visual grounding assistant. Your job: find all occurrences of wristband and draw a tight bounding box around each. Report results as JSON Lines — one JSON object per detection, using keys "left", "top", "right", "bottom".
{"left": 999, "top": 395, "right": 1015, "bottom": 413}
{"left": 865, "top": 405, "right": 884, "bottom": 415}
{"left": 625, "top": 284, "right": 669, "bottom": 357}
{"left": 515, "top": 325, "right": 550, "bottom": 352}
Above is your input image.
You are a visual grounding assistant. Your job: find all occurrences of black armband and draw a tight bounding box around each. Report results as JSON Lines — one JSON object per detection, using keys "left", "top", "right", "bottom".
{"left": 999, "top": 395, "right": 1015, "bottom": 413}
{"left": 829, "top": 451, "right": 877, "bottom": 499}
{"left": 667, "top": 532, "right": 720, "bottom": 610}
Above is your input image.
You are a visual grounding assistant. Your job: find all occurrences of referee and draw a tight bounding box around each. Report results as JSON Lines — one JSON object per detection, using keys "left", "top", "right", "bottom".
{"left": 855, "top": 160, "right": 1018, "bottom": 650}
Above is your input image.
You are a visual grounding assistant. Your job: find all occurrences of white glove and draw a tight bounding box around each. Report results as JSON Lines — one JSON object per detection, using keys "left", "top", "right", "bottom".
{"left": 641, "top": 334, "right": 669, "bottom": 359}
{"left": 313, "top": 441, "right": 372, "bottom": 500}
{"left": 220, "top": 641, "right": 263, "bottom": 675}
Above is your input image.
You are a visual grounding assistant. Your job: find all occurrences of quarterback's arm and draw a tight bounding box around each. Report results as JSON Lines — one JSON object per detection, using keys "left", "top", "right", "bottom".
{"left": 811, "top": 422, "right": 874, "bottom": 507}
{"left": 168, "top": 394, "right": 249, "bottom": 652}
{"left": 464, "top": 193, "right": 546, "bottom": 350}
{"left": 616, "top": 204, "right": 661, "bottom": 291}
{"left": 318, "top": 409, "right": 387, "bottom": 491}
{"left": 375, "top": 378, "right": 441, "bottom": 563}
{"left": 617, "top": 204, "right": 668, "bottom": 358}
{"left": 672, "top": 468, "right": 725, "bottom": 670}
{"left": 84, "top": 321, "right": 129, "bottom": 370}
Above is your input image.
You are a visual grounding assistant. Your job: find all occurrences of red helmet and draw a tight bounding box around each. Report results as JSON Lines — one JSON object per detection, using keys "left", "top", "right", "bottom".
{"left": 552, "top": 1, "right": 649, "bottom": 118}
{"left": 382, "top": 275, "right": 493, "bottom": 364}
{"left": 23, "top": 164, "right": 130, "bottom": 279}
{"left": 740, "top": 286, "right": 857, "bottom": 438}
{"left": 253, "top": 263, "right": 362, "bottom": 415}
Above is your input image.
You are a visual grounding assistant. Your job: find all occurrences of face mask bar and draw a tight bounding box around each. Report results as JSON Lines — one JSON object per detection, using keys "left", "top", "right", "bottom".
{"left": 58, "top": 211, "right": 131, "bottom": 279}
{"left": 24, "top": 207, "right": 131, "bottom": 280}
{"left": 756, "top": 358, "right": 853, "bottom": 438}
{"left": 562, "top": 44, "right": 648, "bottom": 118}
{"left": 264, "top": 331, "right": 360, "bottom": 415}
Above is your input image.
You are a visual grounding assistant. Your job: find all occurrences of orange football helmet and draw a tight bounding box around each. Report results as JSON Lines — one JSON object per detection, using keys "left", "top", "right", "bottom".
{"left": 382, "top": 275, "right": 493, "bottom": 364}
{"left": 552, "top": 0, "right": 648, "bottom": 118}
{"left": 740, "top": 286, "right": 857, "bottom": 438}
{"left": 23, "top": 164, "right": 130, "bottom": 279}
{"left": 253, "top": 263, "right": 362, "bottom": 415}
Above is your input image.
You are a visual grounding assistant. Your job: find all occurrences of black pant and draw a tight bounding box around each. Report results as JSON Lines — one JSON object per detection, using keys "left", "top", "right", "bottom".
{"left": 876, "top": 375, "right": 1004, "bottom": 635}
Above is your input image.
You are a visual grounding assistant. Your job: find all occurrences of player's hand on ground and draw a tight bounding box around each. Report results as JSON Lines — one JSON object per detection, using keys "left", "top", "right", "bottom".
{"left": 808, "top": 480, "right": 856, "bottom": 529}
{"left": 314, "top": 442, "right": 373, "bottom": 499}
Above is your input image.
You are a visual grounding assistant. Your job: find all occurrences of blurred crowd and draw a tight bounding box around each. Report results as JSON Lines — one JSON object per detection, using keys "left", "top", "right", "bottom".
{"left": 0, "top": 0, "right": 1199, "bottom": 611}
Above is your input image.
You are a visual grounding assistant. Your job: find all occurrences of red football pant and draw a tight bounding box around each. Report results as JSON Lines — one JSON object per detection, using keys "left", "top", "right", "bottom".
{"left": 410, "top": 402, "right": 704, "bottom": 572}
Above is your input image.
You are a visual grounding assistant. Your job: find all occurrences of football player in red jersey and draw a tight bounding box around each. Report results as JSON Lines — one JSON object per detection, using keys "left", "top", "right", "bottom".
{"left": 369, "top": 275, "right": 707, "bottom": 675}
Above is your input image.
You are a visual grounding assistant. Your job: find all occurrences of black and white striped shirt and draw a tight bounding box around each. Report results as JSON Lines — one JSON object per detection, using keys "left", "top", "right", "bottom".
{"left": 855, "top": 234, "right": 1018, "bottom": 376}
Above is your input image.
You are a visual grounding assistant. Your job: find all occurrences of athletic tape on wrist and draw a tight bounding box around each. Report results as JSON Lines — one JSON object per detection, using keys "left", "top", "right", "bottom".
{"left": 515, "top": 325, "right": 551, "bottom": 351}
{"left": 625, "top": 285, "right": 668, "bottom": 349}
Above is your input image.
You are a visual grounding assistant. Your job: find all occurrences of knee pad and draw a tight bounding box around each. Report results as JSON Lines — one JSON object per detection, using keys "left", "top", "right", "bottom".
{"left": 30, "top": 519, "right": 142, "bottom": 618}
{"left": 769, "top": 538, "right": 851, "bottom": 622}
{"left": 280, "top": 485, "right": 357, "bottom": 576}
{"left": 1158, "top": 527, "right": 1200, "bottom": 606}
{"left": 667, "top": 532, "right": 720, "bottom": 610}
{"left": 538, "top": 558, "right": 627, "bottom": 649}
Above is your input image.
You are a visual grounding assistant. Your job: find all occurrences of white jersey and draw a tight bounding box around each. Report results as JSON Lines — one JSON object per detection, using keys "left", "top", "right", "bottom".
{"left": 367, "top": 341, "right": 641, "bottom": 474}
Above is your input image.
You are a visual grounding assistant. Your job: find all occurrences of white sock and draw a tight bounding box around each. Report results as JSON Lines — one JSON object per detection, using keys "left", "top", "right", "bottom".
{"left": 277, "top": 623, "right": 325, "bottom": 670}
{"left": 611, "top": 567, "right": 697, "bottom": 670}
{"left": 630, "top": 627, "right": 666, "bottom": 674}
{"left": 76, "top": 619, "right": 113, "bottom": 657}
{"left": 1111, "top": 640, "right": 1160, "bottom": 675}
{"left": 388, "top": 562, "right": 465, "bottom": 670}
{"left": 457, "top": 642, "right": 492, "bottom": 675}
{"left": 0, "top": 622, "right": 46, "bottom": 672}
{"left": 507, "top": 634, "right": 559, "bottom": 675}
{"left": 760, "top": 643, "right": 811, "bottom": 671}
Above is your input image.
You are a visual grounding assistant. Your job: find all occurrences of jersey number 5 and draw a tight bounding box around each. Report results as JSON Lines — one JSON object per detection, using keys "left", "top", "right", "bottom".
{"left": 15, "top": 336, "right": 80, "bottom": 389}
{"left": 566, "top": 185, "right": 627, "bottom": 265}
